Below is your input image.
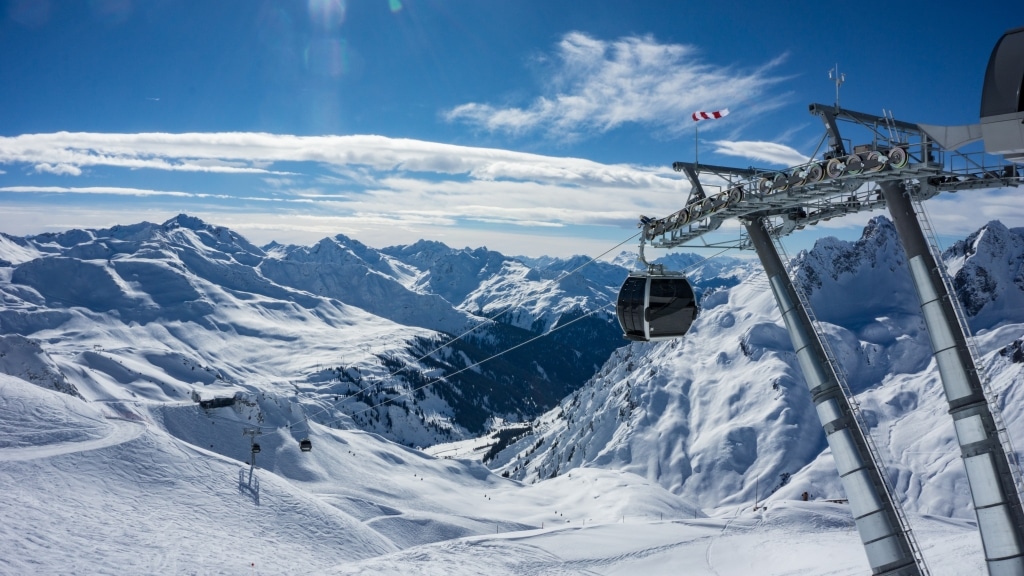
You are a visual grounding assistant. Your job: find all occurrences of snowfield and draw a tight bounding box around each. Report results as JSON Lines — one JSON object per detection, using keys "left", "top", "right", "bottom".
{"left": 0, "top": 373, "right": 986, "bottom": 575}
{"left": 2, "top": 215, "right": 1023, "bottom": 574}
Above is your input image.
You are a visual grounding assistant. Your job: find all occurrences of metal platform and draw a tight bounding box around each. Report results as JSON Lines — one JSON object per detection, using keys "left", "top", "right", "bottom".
{"left": 641, "top": 104, "right": 1023, "bottom": 250}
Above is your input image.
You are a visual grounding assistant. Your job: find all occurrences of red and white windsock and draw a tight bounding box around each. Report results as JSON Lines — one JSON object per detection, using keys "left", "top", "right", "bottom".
{"left": 691, "top": 108, "right": 729, "bottom": 122}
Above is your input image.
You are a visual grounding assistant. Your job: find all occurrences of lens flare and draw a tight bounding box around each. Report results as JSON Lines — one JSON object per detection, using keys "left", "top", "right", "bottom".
{"left": 304, "top": 38, "right": 348, "bottom": 78}
{"left": 307, "top": 0, "right": 346, "bottom": 30}
{"left": 388, "top": 0, "right": 403, "bottom": 13}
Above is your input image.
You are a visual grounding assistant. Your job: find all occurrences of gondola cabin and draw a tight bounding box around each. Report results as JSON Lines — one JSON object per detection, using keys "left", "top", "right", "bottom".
{"left": 251, "top": 443, "right": 261, "bottom": 454}
{"left": 299, "top": 438, "right": 312, "bottom": 452}
{"left": 616, "top": 272, "right": 699, "bottom": 342}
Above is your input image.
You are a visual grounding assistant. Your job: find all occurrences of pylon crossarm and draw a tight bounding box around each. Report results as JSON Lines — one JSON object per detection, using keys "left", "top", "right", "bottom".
{"left": 643, "top": 105, "right": 1022, "bottom": 251}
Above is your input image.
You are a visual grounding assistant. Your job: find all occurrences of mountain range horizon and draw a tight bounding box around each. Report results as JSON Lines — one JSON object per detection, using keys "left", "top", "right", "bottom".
{"left": 2, "top": 212, "right": 1022, "bottom": 574}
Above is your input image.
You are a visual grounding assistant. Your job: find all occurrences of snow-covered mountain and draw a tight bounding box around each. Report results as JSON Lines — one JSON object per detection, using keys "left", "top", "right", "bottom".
{"left": 0, "top": 214, "right": 747, "bottom": 447}
{"left": 1, "top": 365, "right": 988, "bottom": 575}
{"left": 945, "top": 220, "right": 1024, "bottom": 331}
{"left": 2, "top": 214, "right": 1015, "bottom": 574}
{"left": 0, "top": 215, "right": 589, "bottom": 445}
{"left": 489, "top": 217, "right": 1024, "bottom": 522}
{"left": 0, "top": 334, "right": 81, "bottom": 398}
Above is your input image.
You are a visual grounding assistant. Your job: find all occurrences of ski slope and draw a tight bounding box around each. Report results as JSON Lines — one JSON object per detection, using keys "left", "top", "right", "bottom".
{"left": 3, "top": 215, "right": 1022, "bottom": 574}
{"left": 0, "top": 372, "right": 986, "bottom": 575}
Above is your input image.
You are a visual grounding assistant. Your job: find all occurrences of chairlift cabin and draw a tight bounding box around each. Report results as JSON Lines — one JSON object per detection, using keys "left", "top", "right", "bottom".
{"left": 299, "top": 438, "right": 312, "bottom": 452}
{"left": 251, "top": 442, "right": 261, "bottom": 454}
{"left": 616, "top": 271, "right": 699, "bottom": 342}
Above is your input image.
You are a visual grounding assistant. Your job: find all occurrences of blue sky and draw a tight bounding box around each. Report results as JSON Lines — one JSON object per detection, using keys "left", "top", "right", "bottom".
{"left": 1, "top": 0, "right": 1021, "bottom": 257}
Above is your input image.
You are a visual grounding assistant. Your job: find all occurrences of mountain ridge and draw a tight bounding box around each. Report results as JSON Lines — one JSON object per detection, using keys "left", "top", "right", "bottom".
{"left": 488, "top": 215, "right": 1024, "bottom": 520}
{"left": 0, "top": 214, "right": 650, "bottom": 444}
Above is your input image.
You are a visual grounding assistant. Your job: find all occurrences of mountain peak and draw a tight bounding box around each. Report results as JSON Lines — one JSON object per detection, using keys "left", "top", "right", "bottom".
{"left": 399, "top": 239, "right": 453, "bottom": 254}
{"left": 162, "top": 213, "right": 211, "bottom": 231}
{"left": 158, "top": 213, "right": 264, "bottom": 257}
{"left": 947, "top": 220, "right": 1012, "bottom": 261}
{"left": 944, "top": 219, "right": 1024, "bottom": 325}
{"left": 861, "top": 214, "right": 897, "bottom": 240}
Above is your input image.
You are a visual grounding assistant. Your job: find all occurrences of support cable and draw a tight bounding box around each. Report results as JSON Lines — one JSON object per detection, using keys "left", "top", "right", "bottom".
{"left": 201, "top": 231, "right": 742, "bottom": 448}
{"left": 287, "top": 231, "right": 641, "bottom": 430}
{"left": 331, "top": 241, "right": 738, "bottom": 426}
{"left": 315, "top": 241, "right": 740, "bottom": 429}
{"left": 292, "top": 235, "right": 740, "bottom": 434}
{"left": 340, "top": 303, "right": 615, "bottom": 425}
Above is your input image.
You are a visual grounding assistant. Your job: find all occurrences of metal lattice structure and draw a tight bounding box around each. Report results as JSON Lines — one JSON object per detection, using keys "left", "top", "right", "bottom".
{"left": 641, "top": 104, "right": 1021, "bottom": 251}
{"left": 634, "top": 101, "right": 1024, "bottom": 575}
{"left": 628, "top": 26, "right": 1024, "bottom": 576}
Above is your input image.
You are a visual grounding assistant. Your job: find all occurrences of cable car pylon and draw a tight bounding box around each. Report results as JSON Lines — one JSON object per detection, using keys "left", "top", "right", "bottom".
{"left": 745, "top": 217, "right": 926, "bottom": 576}
{"left": 620, "top": 27, "right": 1024, "bottom": 575}
{"left": 241, "top": 427, "right": 263, "bottom": 499}
{"left": 881, "top": 180, "right": 1024, "bottom": 574}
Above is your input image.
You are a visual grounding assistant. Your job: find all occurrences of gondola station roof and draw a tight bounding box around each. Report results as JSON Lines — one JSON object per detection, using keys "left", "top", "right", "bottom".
{"left": 981, "top": 27, "right": 1024, "bottom": 162}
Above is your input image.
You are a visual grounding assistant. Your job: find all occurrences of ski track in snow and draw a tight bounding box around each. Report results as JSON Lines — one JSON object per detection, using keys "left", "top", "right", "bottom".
{"left": 705, "top": 506, "right": 747, "bottom": 575}
{"left": 0, "top": 416, "right": 144, "bottom": 462}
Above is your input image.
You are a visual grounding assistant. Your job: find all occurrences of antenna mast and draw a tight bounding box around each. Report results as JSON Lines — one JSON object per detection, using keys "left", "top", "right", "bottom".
{"left": 828, "top": 64, "right": 845, "bottom": 110}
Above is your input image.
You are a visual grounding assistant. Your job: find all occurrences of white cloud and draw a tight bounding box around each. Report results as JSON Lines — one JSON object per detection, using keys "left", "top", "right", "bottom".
{"left": 0, "top": 132, "right": 694, "bottom": 255}
{"left": 444, "top": 32, "right": 787, "bottom": 139}
{"left": 0, "top": 132, "right": 681, "bottom": 189}
{"left": 0, "top": 133, "right": 291, "bottom": 175}
{"left": 2, "top": 185, "right": 201, "bottom": 198}
{"left": 922, "top": 188, "right": 1024, "bottom": 238}
{"left": 33, "top": 163, "right": 82, "bottom": 176}
{"left": 710, "top": 140, "right": 811, "bottom": 167}
{"left": 2, "top": 130, "right": 1016, "bottom": 258}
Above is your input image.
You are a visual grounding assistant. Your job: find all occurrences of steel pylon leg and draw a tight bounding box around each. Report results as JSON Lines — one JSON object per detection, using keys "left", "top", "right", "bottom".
{"left": 881, "top": 180, "right": 1024, "bottom": 576}
{"left": 745, "top": 216, "right": 925, "bottom": 576}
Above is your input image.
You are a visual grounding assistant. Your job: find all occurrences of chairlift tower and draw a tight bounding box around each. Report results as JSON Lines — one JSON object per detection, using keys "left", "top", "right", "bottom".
{"left": 744, "top": 215, "right": 926, "bottom": 575}
{"left": 626, "top": 27, "right": 1024, "bottom": 576}
{"left": 242, "top": 427, "right": 263, "bottom": 486}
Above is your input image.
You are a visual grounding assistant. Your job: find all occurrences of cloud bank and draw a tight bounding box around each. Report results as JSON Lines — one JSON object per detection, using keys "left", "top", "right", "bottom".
{"left": 0, "top": 131, "right": 693, "bottom": 255}
{"left": 0, "top": 132, "right": 680, "bottom": 189}
{"left": 0, "top": 129, "right": 1017, "bottom": 257}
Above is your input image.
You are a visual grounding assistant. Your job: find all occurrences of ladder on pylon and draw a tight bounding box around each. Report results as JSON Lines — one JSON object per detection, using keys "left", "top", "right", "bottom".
{"left": 768, "top": 221, "right": 931, "bottom": 575}
{"left": 911, "top": 197, "right": 1024, "bottom": 503}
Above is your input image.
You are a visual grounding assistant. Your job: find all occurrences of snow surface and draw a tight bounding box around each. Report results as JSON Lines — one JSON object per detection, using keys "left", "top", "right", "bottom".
{"left": 0, "top": 372, "right": 985, "bottom": 575}
{"left": 2, "top": 215, "right": 1022, "bottom": 574}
